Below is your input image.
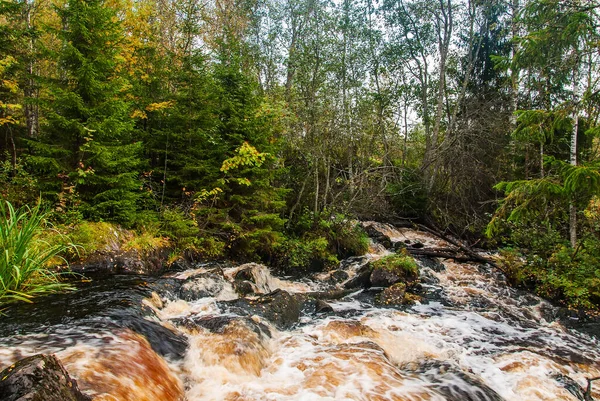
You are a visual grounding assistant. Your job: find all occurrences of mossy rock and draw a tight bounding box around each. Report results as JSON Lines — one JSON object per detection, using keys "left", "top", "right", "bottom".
{"left": 375, "top": 283, "right": 422, "bottom": 306}
{"left": 375, "top": 282, "right": 406, "bottom": 305}
{"left": 370, "top": 254, "right": 419, "bottom": 287}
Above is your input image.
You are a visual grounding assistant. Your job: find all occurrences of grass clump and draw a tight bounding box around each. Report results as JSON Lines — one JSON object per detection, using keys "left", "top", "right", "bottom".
{"left": 372, "top": 253, "right": 419, "bottom": 278}
{"left": 0, "top": 201, "right": 75, "bottom": 304}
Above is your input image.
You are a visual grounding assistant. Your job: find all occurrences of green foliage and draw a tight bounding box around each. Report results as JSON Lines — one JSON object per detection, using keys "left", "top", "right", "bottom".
{"left": 160, "top": 207, "right": 225, "bottom": 258}
{"left": 66, "top": 221, "right": 117, "bottom": 259}
{"left": 498, "top": 244, "right": 600, "bottom": 310}
{"left": 0, "top": 201, "right": 75, "bottom": 304}
{"left": 0, "top": 158, "right": 39, "bottom": 207}
{"left": 372, "top": 253, "right": 419, "bottom": 278}
{"left": 289, "top": 211, "right": 369, "bottom": 259}
{"left": 386, "top": 169, "right": 427, "bottom": 218}
{"left": 273, "top": 236, "right": 338, "bottom": 273}
{"left": 486, "top": 177, "right": 566, "bottom": 238}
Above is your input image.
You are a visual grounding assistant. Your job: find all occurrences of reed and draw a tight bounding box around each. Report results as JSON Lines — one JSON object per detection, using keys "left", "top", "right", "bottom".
{"left": 0, "top": 201, "right": 75, "bottom": 304}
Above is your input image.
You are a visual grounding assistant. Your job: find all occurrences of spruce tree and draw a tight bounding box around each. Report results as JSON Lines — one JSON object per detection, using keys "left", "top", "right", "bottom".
{"left": 30, "top": 0, "right": 142, "bottom": 225}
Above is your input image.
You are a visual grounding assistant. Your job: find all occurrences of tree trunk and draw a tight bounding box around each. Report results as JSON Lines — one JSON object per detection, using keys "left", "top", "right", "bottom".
{"left": 569, "top": 68, "right": 579, "bottom": 247}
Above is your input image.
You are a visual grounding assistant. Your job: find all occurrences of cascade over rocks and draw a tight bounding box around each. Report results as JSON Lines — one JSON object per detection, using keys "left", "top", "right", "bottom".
{"left": 175, "top": 315, "right": 272, "bottom": 338}
{"left": 221, "top": 289, "right": 301, "bottom": 329}
{"left": 178, "top": 268, "right": 228, "bottom": 301}
{"left": 0, "top": 354, "right": 91, "bottom": 401}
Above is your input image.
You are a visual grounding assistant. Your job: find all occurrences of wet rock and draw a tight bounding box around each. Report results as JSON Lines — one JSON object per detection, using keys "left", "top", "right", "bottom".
{"left": 327, "top": 270, "right": 349, "bottom": 285}
{"left": 416, "top": 361, "right": 505, "bottom": 401}
{"left": 71, "top": 247, "right": 172, "bottom": 276}
{"left": 361, "top": 223, "right": 393, "bottom": 248}
{"left": 0, "top": 354, "right": 91, "bottom": 401}
{"left": 305, "top": 288, "right": 355, "bottom": 300}
{"left": 343, "top": 262, "right": 373, "bottom": 289}
{"left": 416, "top": 256, "right": 446, "bottom": 272}
{"left": 234, "top": 266, "right": 255, "bottom": 283}
{"left": 221, "top": 289, "right": 301, "bottom": 329}
{"left": 419, "top": 269, "right": 441, "bottom": 285}
{"left": 178, "top": 270, "right": 227, "bottom": 301}
{"left": 375, "top": 283, "right": 406, "bottom": 306}
{"left": 234, "top": 280, "right": 255, "bottom": 296}
{"left": 552, "top": 373, "right": 591, "bottom": 400}
{"left": 409, "top": 242, "right": 424, "bottom": 249}
{"left": 119, "top": 316, "right": 188, "bottom": 359}
{"left": 315, "top": 299, "right": 334, "bottom": 313}
{"left": 148, "top": 277, "right": 184, "bottom": 298}
{"left": 370, "top": 267, "right": 403, "bottom": 287}
{"left": 370, "top": 260, "right": 418, "bottom": 288}
{"left": 392, "top": 241, "right": 407, "bottom": 251}
{"left": 175, "top": 315, "right": 272, "bottom": 338}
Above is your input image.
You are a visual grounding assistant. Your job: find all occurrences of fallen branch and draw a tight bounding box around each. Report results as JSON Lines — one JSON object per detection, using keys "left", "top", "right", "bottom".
{"left": 406, "top": 248, "right": 483, "bottom": 264}
{"left": 585, "top": 376, "right": 600, "bottom": 401}
{"left": 416, "top": 223, "right": 501, "bottom": 270}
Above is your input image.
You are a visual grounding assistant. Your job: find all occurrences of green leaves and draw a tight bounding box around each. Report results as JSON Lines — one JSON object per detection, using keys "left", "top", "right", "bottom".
{"left": 0, "top": 201, "right": 75, "bottom": 305}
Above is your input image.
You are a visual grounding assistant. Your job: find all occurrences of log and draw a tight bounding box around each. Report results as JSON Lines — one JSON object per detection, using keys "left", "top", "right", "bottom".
{"left": 416, "top": 224, "right": 502, "bottom": 271}
{"left": 406, "top": 248, "right": 481, "bottom": 263}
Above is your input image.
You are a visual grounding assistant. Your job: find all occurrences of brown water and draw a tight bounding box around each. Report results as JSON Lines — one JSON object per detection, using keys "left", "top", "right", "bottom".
{"left": 1, "top": 224, "right": 599, "bottom": 400}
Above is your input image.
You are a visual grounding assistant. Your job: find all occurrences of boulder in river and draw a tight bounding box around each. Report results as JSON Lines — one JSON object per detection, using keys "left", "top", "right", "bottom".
{"left": 0, "top": 354, "right": 91, "bottom": 401}
{"left": 178, "top": 268, "right": 228, "bottom": 301}
{"left": 220, "top": 289, "right": 301, "bottom": 329}
{"left": 343, "top": 261, "right": 373, "bottom": 289}
{"left": 375, "top": 283, "right": 406, "bottom": 306}
{"left": 369, "top": 253, "right": 419, "bottom": 288}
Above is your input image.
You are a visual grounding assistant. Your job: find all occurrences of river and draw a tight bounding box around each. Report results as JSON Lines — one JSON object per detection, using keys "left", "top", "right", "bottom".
{"left": 1, "top": 223, "right": 599, "bottom": 400}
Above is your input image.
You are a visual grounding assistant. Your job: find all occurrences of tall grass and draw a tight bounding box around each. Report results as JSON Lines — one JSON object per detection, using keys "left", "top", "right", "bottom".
{"left": 0, "top": 201, "right": 75, "bottom": 304}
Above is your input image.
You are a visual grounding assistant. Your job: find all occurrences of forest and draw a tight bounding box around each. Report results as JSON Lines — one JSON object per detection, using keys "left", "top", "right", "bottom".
{"left": 2, "top": 0, "right": 600, "bottom": 309}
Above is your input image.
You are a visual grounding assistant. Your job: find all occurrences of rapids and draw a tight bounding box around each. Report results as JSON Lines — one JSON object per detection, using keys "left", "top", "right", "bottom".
{"left": 1, "top": 224, "right": 600, "bottom": 401}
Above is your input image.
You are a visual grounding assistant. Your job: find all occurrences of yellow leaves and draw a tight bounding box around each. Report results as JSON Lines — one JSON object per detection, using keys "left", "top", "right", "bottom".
{"left": 131, "top": 109, "right": 148, "bottom": 119}
{"left": 0, "top": 56, "right": 21, "bottom": 127}
{"left": 146, "top": 101, "right": 176, "bottom": 112}
{"left": 0, "top": 116, "right": 18, "bottom": 126}
{"left": 2, "top": 79, "right": 19, "bottom": 93}
{"left": 131, "top": 101, "right": 176, "bottom": 119}
{"left": 195, "top": 187, "right": 223, "bottom": 203}
{"left": 220, "top": 142, "right": 268, "bottom": 173}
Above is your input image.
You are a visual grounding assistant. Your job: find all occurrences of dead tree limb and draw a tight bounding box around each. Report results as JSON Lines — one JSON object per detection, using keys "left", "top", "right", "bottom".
{"left": 416, "top": 223, "right": 499, "bottom": 268}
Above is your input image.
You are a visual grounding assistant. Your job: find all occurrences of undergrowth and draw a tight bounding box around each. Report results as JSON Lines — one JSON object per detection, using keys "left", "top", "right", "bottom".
{"left": 0, "top": 201, "right": 76, "bottom": 304}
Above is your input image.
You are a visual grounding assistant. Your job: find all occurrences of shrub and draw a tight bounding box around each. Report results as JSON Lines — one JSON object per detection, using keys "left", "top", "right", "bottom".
{"left": 289, "top": 211, "right": 369, "bottom": 259}
{"left": 497, "top": 244, "right": 600, "bottom": 309}
{"left": 274, "top": 236, "right": 339, "bottom": 273}
{"left": 0, "top": 201, "right": 75, "bottom": 304}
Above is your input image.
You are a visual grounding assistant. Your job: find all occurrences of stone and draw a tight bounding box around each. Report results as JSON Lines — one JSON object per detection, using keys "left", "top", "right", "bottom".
{"left": 343, "top": 262, "right": 373, "bottom": 289}
{"left": 0, "top": 354, "right": 91, "bottom": 401}
{"left": 375, "top": 283, "right": 406, "bottom": 306}
{"left": 178, "top": 270, "right": 227, "bottom": 301}
{"left": 221, "top": 289, "right": 301, "bottom": 329}
{"left": 327, "top": 270, "right": 349, "bottom": 285}
{"left": 315, "top": 299, "right": 334, "bottom": 313}
{"left": 234, "top": 280, "right": 255, "bottom": 296}
{"left": 370, "top": 267, "right": 403, "bottom": 287}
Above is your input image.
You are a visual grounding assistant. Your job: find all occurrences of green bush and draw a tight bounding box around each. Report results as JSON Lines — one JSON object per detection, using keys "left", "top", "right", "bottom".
{"left": 0, "top": 201, "right": 75, "bottom": 304}
{"left": 498, "top": 244, "right": 600, "bottom": 309}
{"left": 289, "top": 211, "right": 369, "bottom": 259}
{"left": 274, "top": 236, "right": 338, "bottom": 273}
{"left": 160, "top": 207, "right": 226, "bottom": 259}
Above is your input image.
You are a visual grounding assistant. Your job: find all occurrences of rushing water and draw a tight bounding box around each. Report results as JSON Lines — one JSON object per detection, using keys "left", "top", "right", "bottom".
{"left": 1, "top": 223, "right": 600, "bottom": 401}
